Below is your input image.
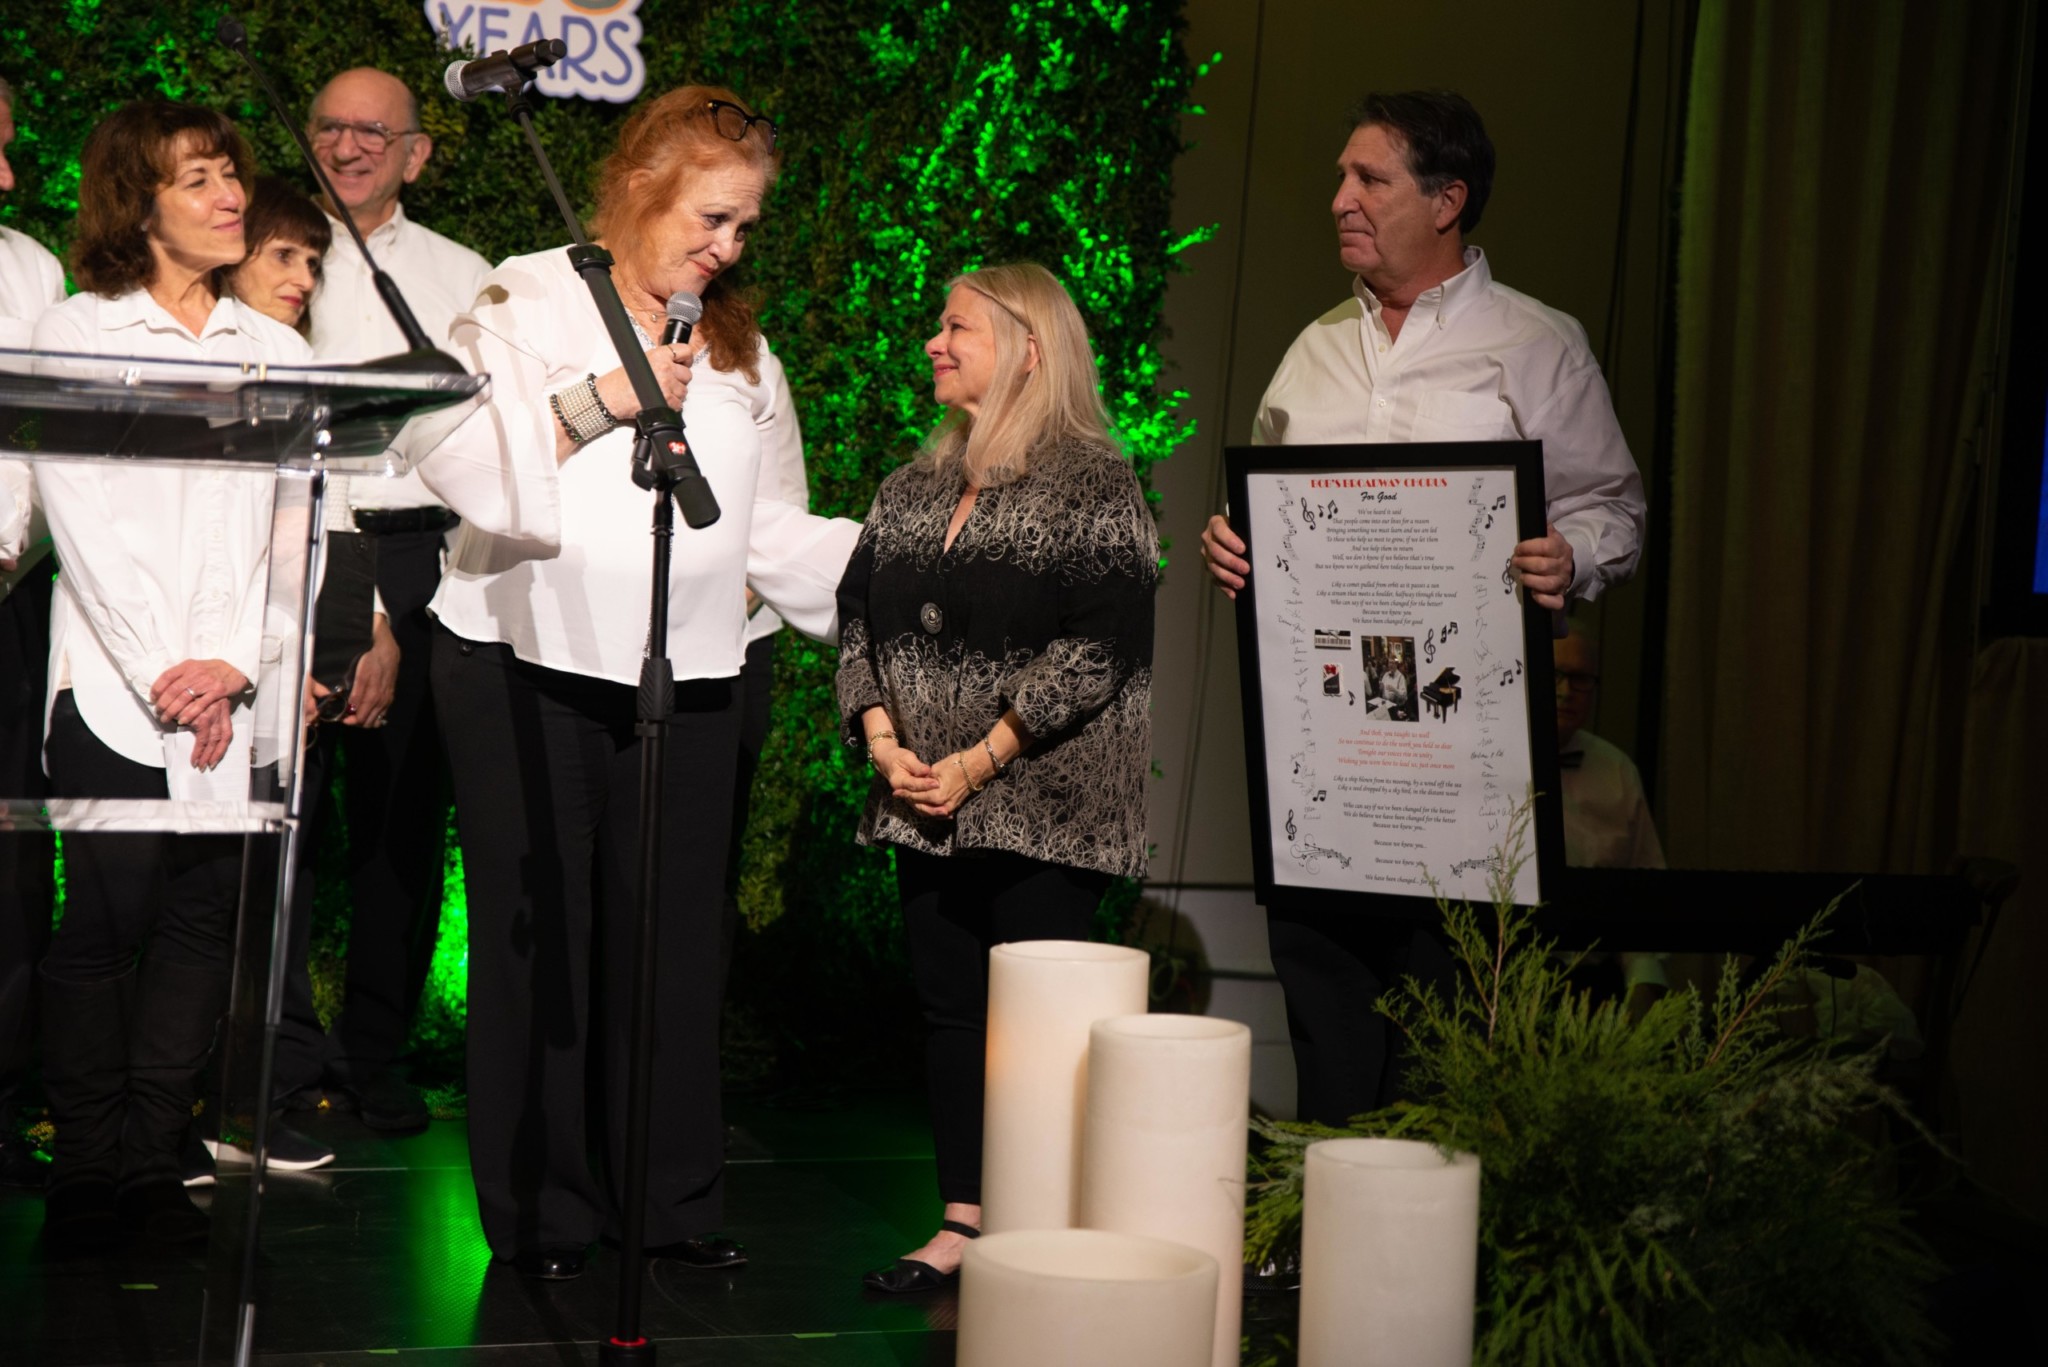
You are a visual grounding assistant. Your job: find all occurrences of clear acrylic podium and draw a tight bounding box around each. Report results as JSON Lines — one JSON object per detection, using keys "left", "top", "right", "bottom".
{"left": 0, "top": 346, "right": 487, "bottom": 1366}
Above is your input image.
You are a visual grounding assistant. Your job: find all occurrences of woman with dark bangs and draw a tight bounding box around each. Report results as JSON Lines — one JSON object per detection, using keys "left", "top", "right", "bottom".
{"left": 224, "top": 175, "right": 331, "bottom": 337}
{"left": 30, "top": 100, "right": 310, "bottom": 1252}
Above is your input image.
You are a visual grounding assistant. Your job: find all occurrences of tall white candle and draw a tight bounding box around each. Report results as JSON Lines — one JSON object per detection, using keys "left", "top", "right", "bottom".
{"left": 982, "top": 940, "right": 1149, "bottom": 1232}
{"left": 1298, "top": 1137, "right": 1481, "bottom": 1367}
{"left": 959, "top": 1228, "right": 1217, "bottom": 1367}
{"left": 1079, "top": 1014, "right": 1250, "bottom": 1367}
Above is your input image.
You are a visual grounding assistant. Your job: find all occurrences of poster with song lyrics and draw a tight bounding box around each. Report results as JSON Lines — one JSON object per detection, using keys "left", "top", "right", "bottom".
{"left": 1227, "top": 443, "right": 1561, "bottom": 910}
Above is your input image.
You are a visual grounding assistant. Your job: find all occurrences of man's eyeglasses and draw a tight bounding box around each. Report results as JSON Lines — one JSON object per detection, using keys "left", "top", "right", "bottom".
{"left": 1555, "top": 670, "right": 1601, "bottom": 696}
{"left": 310, "top": 118, "right": 419, "bottom": 155}
{"left": 705, "top": 100, "right": 777, "bottom": 150}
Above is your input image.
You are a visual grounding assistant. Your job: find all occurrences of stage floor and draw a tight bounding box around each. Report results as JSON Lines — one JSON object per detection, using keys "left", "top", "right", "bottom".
{"left": 0, "top": 1089, "right": 1296, "bottom": 1366}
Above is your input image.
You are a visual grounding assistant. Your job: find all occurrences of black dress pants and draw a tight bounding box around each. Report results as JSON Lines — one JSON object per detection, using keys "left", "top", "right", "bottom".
{"left": 720, "top": 632, "right": 776, "bottom": 980}
{"left": 0, "top": 559, "right": 53, "bottom": 1126}
{"left": 894, "top": 846, "right": 1110, "bottom": 1206}
{"left": 1265, "top": 906, "right": 1455, "bottom": 1126}
{"left": 434, "top": 626, "right": 739, "bottom": 1257}
{"left": 326, "top": 526, "right": 449, "bottom": 1082}
{"left": 40, "top": 694, "right": 238, "bottom": 1188}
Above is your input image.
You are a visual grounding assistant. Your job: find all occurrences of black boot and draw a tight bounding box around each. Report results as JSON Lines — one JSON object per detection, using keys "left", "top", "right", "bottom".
{"left": 39, "top": 968, "right": 134, "bottom": 1254}
{"left": 119, "top": 954, "right": 230, "bottom": 1241}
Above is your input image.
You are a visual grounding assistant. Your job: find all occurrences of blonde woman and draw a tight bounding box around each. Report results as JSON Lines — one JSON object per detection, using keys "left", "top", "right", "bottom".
{"left": 836, "top": 263, "right": 1158, "bottom": 1292}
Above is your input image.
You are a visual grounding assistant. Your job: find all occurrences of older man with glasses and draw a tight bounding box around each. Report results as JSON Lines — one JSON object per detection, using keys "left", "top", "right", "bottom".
{"left": 267, "top": 67, "right": 492, "bottom": 1138}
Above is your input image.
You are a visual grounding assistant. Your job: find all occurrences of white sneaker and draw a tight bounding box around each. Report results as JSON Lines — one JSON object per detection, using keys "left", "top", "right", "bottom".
{"left": 203, "top": 1123, "right": 334, "bottom": 1172}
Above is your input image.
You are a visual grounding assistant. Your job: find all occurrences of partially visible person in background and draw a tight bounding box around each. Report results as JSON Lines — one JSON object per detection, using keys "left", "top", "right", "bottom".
{"left": 1552, "top": 616, "right": 1667, "bottom": 1008}
{"left": 1554, "top": 618, "right": 1663, "bottom": 872}
{"left": 295, "top": 67, "right": 493, "bottom": 1133}
{"left": 202, "top": 174, "right": 364, "bottom": 1181}
{"left": 0, "top": 77, "right": 66, "bottom": 346}
{"left": 0, "top": 71, "right": 66, "bottom": 1191}
{"left": 224, "top": 176, "right": 328, "bottom": 338}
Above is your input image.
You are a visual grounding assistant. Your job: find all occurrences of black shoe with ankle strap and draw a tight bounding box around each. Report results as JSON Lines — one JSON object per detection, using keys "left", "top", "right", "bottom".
{"left": 861, "top": 1218, "right": 981, "bottom": 1294}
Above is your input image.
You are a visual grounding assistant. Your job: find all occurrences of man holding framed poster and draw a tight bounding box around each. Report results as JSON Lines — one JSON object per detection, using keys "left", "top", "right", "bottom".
{"left": 1201, "top": 91, "right": 1646, "bottom": 1131}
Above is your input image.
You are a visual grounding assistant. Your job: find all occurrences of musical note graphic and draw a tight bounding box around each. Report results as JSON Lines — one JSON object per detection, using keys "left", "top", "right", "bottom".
{"left": 1285, "top": 810, "right": 1298, "bottom": 841}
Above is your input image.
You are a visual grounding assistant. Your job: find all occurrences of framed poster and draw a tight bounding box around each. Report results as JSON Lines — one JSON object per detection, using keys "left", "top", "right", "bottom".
{"left": 1226, "top": 442, "right": 1565, "bottom": 914}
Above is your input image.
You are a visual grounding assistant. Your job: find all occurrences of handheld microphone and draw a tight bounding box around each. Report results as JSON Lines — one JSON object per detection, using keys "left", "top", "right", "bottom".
{"left": 444, "top": 39, "right": 568, "bottom": 103}
{"left": 215, "top": 15, "right": 464, "bottom": 374}
{"left": 660, "top": 292, "right": 703, "bottom": 347}
{"left": 651, "top": 293, "right": 717, "bottom": 526}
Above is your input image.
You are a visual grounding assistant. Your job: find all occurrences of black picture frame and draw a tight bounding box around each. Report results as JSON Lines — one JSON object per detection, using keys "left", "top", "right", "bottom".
{"left": 1225, "top": 440, "right": 1567, "bottom": 918}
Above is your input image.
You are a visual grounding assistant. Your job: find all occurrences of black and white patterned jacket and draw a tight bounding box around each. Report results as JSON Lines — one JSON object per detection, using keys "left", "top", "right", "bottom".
{"left": 835, "top": 439, "right": 1158, "bottom": 877}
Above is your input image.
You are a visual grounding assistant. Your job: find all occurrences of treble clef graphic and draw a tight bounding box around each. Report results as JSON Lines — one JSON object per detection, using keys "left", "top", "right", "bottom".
{"left": 1285, "top": 810, "right": 1298, "bottom": 841}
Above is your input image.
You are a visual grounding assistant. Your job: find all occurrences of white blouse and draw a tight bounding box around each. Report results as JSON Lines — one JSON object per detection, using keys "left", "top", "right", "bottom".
{"left": 308, "top": 202, "right": 495, "bottom": 514}
{"left": 427, "top": 247, "right": 859, "bottom": 687}
{"left": 0, "top": 225, "right": 66, "bottom": 349}
{"left": 30, "top": 289, "right": 314, "bottom": 767}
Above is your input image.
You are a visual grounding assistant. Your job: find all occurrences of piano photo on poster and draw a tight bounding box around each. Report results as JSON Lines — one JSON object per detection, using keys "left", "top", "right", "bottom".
{"left": 1226, "top": 443, "right": 1565, "bottom": 912}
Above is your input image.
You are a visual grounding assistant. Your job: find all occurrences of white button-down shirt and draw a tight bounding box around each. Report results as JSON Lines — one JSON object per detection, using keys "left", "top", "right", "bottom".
{"left": 0, "top": 226, "right": 65, "bottom": 349}
{"left": 745, "top": 406, "right": 812, "bottom": 647}
{"left": 1253, "top": 247, "right": 1646, "bottom": 601}
{"left": 29, "top": 289, "right": 313, "bottom": 767}
{"left": 1561, "top": 729, "right": 1665, "bottom": 870}
{"left": 309, "top": 202, "right": 493, "bottom": 512}
{"left": 0, "top": 227, "right": 66, "bottom": 588}
{"left": 427, "top": 248, "right": 860, "bottom": 686}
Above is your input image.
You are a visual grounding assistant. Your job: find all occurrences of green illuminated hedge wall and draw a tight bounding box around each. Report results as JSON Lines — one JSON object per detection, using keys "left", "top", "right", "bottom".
{"left": 3, "top": 0, "right": 1199, "bottom": 1076}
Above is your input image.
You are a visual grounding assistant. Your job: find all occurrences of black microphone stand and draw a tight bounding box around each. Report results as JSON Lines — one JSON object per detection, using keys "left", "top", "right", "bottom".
{"left": 485, "top": 70, "right": 721, "bottom": 1367}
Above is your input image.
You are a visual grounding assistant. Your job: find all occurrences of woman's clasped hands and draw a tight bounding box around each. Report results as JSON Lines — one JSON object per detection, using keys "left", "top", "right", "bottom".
{"left": 871, "top": 737, "right": 996, "bottom": 819}
{"left": 149, "top": 658, "right": 249, "bottom": 771}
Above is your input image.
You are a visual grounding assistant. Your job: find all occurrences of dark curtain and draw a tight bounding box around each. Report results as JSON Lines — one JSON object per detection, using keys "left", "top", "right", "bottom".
{"left": 1663, "top": 0, "right": 2023, "bottom": 872}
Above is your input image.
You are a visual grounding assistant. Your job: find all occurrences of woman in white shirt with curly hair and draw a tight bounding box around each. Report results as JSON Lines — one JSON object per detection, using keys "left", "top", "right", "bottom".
{"left": 30, "top": 99, "right": 310, "bottom": 1254}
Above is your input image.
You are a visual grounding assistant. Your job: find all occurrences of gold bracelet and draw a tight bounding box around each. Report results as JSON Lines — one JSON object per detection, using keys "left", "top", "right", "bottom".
{"left": 867, "top": 730, "right": 897, "bottom": 746}
{"left": 957, "top": 753, "right": 984, "bottom": 793}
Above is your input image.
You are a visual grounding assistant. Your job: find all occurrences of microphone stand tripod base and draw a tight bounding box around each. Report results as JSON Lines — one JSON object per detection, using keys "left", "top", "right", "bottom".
{"left": 600, "top": 1335, "right": 656, "bottom": 1366}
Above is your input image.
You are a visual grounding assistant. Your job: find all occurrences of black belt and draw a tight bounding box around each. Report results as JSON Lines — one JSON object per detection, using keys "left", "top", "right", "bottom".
{"left": 354, "top": 506, "right": 460, "bottom": 535}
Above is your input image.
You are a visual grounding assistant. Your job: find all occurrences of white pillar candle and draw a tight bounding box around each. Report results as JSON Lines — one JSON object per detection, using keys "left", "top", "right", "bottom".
{"left": 982, "top": 940, "right": 1149, "bottom": 1232}
{"left": 1298, "top": 1137, "right": 1482, "bottom": 1367}
{"left": 1079, "top": 1014, "right": 1250, "bottom": 1367}
{"left": 959, "top": 1228, "right": 1218, "bottom": 1367}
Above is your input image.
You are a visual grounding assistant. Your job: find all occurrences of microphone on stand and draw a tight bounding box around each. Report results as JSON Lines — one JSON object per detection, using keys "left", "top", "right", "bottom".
{"left": 443, "top": 39, "right": 568, "bottom": 103}
{"left": 214, "top": 16, "right": 465, "bottom": 375}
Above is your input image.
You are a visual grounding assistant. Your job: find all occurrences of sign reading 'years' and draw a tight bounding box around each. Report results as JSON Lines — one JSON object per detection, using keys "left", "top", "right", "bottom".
{"left": 424, "top": 0, "right": 648, "bottom": 104}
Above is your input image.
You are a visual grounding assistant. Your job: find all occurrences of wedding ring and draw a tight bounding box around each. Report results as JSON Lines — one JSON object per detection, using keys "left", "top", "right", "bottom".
{"left": 185, "top": 686, "right": 198, "bottom": 697}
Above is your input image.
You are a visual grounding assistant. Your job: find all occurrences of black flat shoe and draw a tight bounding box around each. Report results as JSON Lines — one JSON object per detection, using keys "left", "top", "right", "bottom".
{"left": 117, "top": 1179, "right": 210, "bottom": 1244}
{"left": 1244, "top": 1242, "right": 1302, "bottom": 1294}
{"left": 513, "top": 1245, "right": 588, "bottom": 1280}
{"left": 43, "top": 1180, "right": 122, "bottom": 1255}
{"left": 648, "top": 1234, "right": 747, "bottom": 1269}
{"left": 862, "top": 1218, "right": 979, "bottom": 1294}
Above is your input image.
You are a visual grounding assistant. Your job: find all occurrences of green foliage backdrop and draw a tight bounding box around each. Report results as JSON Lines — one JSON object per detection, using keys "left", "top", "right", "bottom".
{"left": 2, "top": 0, "right": 1199, "bottom": 1076}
